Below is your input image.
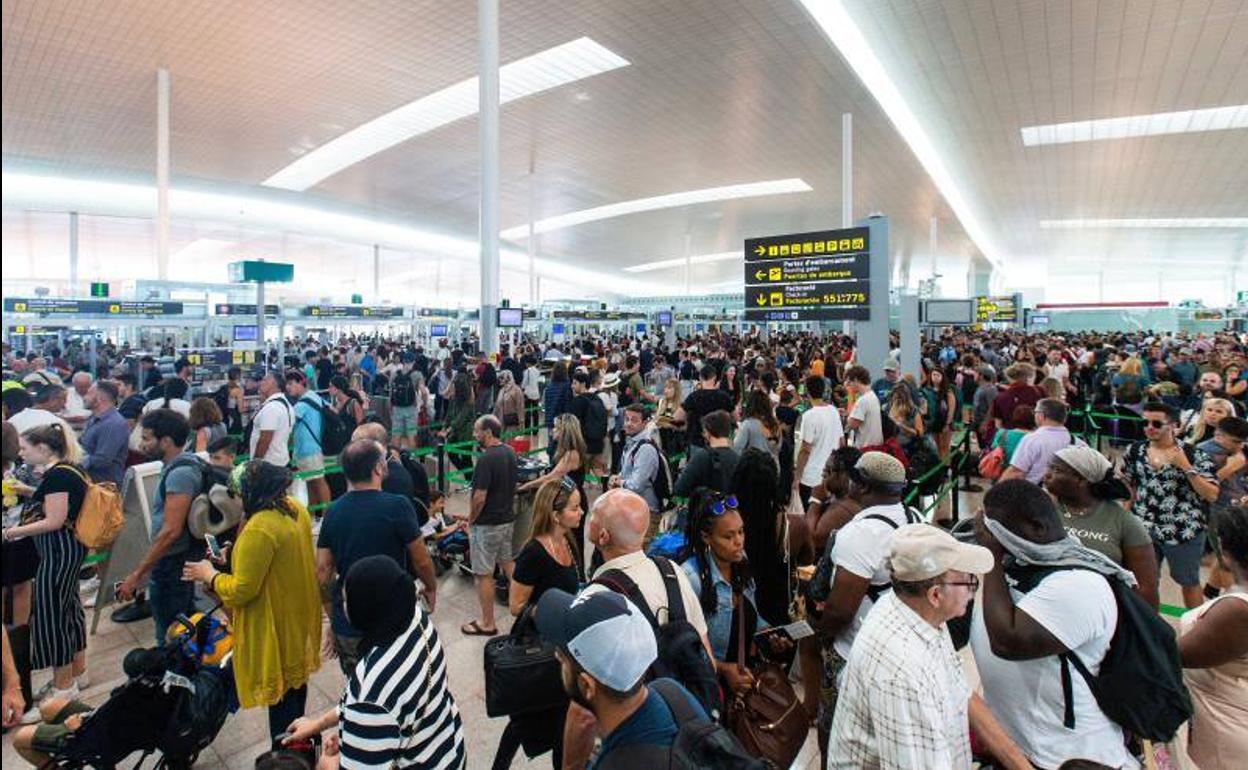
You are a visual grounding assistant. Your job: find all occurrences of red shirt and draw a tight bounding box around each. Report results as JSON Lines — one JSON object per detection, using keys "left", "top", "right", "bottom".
{"left": 989, "top": 383, "right": 1044, "bottom": 428}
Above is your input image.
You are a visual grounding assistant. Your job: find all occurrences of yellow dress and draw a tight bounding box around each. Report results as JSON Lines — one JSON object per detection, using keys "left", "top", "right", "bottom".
{"left": 212, "top": 499, "right": 321, "bottom": 709}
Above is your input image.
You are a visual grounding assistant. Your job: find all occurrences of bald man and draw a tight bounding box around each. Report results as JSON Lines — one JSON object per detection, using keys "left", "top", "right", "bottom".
{"left": 560, "top": 490, "right": 715, "bottom": 769}
{"left": 63, "top": 371, "right": 93, "bottom": 422}
{"left": 352, "top": 422, "right": 430, "bottom": 515}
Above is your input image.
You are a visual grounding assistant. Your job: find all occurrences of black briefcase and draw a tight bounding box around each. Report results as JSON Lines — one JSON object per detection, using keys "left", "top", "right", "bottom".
{"left": 483, "top": 607, "right": 566, "bottom": 718}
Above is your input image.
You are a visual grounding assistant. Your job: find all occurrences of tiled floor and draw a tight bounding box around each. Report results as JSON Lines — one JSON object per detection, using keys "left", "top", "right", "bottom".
{"left": 3, "top": 484, "right": 1195, "bottom": 770}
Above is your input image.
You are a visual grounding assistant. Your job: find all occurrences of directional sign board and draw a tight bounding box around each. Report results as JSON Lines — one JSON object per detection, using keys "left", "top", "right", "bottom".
{"left": 4, "top": 298, "right": 184, "bottom": 316}
{"left": 743, "top": 227, "right": 871, "bottom": 321}
{"left": 974, "top": 295, "right": 1020, "bottom": 324}
{"left": 300, "top": 305, "right": 404, "bottom": 318}
{"left": 215, "top": 304, "right": 280, "bottom": 316}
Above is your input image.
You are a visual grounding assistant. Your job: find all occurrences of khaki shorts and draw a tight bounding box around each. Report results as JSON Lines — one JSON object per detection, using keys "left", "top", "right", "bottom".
{"left": 295, "top": 453, "right": 325, "bottom": 476}
{"left": 469, "top": 523, "right": 515, "bottom": 576}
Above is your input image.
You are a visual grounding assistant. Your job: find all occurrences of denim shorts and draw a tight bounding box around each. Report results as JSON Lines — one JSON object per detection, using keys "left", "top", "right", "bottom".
{"left": 1153, "top": 532, "right": 1207, "bottom": 587}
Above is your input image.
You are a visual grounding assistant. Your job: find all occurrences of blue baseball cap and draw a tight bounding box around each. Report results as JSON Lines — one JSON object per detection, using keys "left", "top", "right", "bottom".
{"left": 536, "top": 586, "right": 657, "bottom": 692}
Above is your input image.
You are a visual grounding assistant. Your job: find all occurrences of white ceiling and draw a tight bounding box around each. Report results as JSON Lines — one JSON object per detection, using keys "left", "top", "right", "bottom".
{"left": 3, "top": 0, "right": 1246, "bottom": 300}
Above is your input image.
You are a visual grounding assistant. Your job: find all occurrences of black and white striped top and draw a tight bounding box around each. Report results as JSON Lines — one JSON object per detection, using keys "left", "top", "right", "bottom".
{"left": 338, "top": 608, "right": 466, "bottom": 770}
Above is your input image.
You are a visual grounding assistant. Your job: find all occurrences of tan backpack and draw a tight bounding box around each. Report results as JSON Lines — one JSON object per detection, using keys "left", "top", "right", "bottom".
{"left": 63, "top": 465, "right": 125, "bottom": 549}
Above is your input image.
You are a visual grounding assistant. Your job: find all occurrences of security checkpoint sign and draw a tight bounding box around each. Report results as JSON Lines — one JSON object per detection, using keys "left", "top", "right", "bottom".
{"left": 743, "top": 226, "right": 871, "bottom": 321}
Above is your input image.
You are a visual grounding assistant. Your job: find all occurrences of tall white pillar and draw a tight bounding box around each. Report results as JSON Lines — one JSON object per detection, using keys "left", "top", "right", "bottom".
{"left": 69, "top": 211, "right": 79, "bottom": 295}
{"left": 478, "top": 0, "right": 501, "bottom": 357}
{"left": 373, "top": 244, "right": 381, "bottom": 297}
{"left": 842, "top": 112, "right": 854, "bottom": 336}
{"left": 156, "top": 68, "right": 170, "bottom": 281}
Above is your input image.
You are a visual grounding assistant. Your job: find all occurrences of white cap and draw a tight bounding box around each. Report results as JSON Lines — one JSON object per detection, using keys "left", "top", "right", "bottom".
{"left": 889, "top": 523, "right": 995, "bottom": 581}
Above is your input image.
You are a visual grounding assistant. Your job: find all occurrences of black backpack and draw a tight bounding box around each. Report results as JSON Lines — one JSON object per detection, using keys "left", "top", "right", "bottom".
{"left": 1010, "top": 564, "right": 1193, "bottom": 742}
{"left": 297, "top": 396, "right": 352, "bottom": 456}
{"left": 628, "top": 438, "right": 673, "bottom": 510}
{"left": 582, "top": 395, "right": 609, "bottom": 443}
{"left": 390, "top": 372, "right": 416, "bottom": 408}
{"left": 594, "top": 557, "right": 723, "bottom": 720}
{"left": 596, "top": 680, "right": 764, "bottom": 770}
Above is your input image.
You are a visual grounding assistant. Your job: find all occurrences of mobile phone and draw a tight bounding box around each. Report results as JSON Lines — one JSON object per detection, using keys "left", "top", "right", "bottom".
{"left": 112, "top": 580, "right": 125, "bottom": 602}
{"left": 205, "top": 533, "right": 222, "bottom": 560}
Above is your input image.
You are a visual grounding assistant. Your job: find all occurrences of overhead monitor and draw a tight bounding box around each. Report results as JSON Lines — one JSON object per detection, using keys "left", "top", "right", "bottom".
{"left": 1029, "top": 314, "right": 1051, "bottom": 327}
{"left": 552, "top": 323, "right": 565, "bottom": 335}
{"left": 655, "top": 311, "right": 673, "bottom": 325}
{"left": 922, "top": 299, "right": 975, "bottom": 325}
{"left": 636, "top": 323, "right": 646, "bottom": 334}
{"left": 497, "top": 308, "right": 524, "bottom": 328}
{"left": 232, "top": 325, "right": 259, "bottom": 342}
{"left": 430, "top": 324, "right": 448, "bottom": 337}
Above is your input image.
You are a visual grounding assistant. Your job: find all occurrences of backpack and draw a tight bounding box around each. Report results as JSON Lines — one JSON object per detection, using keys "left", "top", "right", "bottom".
{"left": 596, "top": 680, "right": 765, "bottom": 770}
{"left": 61, "top": 465, "right": 125, "bottom": 549}
{"left": 807, "top": 507, "right": 920, "bottom": 605}
{"left": 297, "top": 395, "right": 352, "bottom": 456}
{"left": 390, "top": 372, "right": 416, "bottom": 408}
{"left": 1011, "top": 564, "right": 1193, "bottom": 742}
{"left": 582, "top": 395, "right": 609, "bottom": 443}
{"left": 628, "top": 438, "right": 673, "bottom": 511}
{"left": 594, "top": 557, "right": 723, "bottom": 719}
{"left": 163, "top": 455, "right": 241, "bottom": 542}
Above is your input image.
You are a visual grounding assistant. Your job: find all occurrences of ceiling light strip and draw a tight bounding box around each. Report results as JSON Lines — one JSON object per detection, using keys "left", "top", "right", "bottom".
{"left": 623, "top": 251, "right": 743, "bottom": 273}
{"left": 795, "top": 0, "right": 1004, "bottom": 270}
{"left": 1040, "top": 218, "right": 1248, "bottom": 229}
{"left": 263, "top": 37, "right": 629, "bottom": 191}
{"left": 500, "top": 180, "right": 811, "bottom": 240}
{"left": 1021, "top": 105, "right": 1248, "bottom": 147}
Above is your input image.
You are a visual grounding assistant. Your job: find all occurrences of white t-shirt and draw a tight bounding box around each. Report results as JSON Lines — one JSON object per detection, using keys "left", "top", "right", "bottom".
{"left": 797, "top": 403, "right": 844, "bottom": 487}
{"left": 249, "top": 394, "right": 293, "bottom": 467}
{"left": 970, "top": 570, "right": 1136, "bottom": 769}
{"left": 829, "top": 502, "right": 911, "bottom": 660}
{"left": 7, "top": 408, "right": 71, "bottom": 435}
{"left": 142, "top": 397, "right": 191, "bottom": 418}
{"left": 848, "top": 390, "right": 883, "bottom": 448}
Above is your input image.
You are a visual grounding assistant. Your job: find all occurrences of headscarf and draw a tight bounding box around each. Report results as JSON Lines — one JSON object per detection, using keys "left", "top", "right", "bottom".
{"left": 238, "top": 460, "right": 294, "bottom": 517}
{"left": 344, "top": 555, "right": 416, "bottom": 658}
{"left": 1054, "top": 445, "right": 1113, "bottom": 484}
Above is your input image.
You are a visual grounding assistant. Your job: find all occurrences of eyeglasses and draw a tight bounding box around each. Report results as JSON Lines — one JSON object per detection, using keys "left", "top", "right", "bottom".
{"left": 1144, "top": 419, "right": 1170, "bottom": 429}
{"left": 936, "top": 576, "right": 980, "bottom": 591}
{"left": 707, "top": 495, "right": 739, "bottom": 516}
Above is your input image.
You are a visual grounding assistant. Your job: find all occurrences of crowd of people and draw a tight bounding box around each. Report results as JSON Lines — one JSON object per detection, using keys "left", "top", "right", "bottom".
{"left": 1, "top": 324, "right": 1246, "bottom": 770}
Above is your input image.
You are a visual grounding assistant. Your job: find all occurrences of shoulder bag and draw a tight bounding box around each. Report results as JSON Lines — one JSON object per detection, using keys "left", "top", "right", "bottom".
{"left": 482, "top": 603, "right": 566, "bottom": 718}
{"left": 725, "top": 592, "right": 806, "bottom": 769}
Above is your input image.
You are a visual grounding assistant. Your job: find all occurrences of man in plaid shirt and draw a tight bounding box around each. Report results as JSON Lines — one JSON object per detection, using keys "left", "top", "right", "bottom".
{"left": 828, "top": 524, "right": 1028, "bottom": 769}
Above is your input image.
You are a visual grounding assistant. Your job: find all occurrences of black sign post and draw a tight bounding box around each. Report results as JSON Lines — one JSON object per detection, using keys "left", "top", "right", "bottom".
{"left": 743, "top": 227, "right": 871, "bottom": 321}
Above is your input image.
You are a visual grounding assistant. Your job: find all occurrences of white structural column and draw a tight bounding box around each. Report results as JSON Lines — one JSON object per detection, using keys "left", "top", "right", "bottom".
{"left": 684, "top": 231, "right": 692, "bottom": 296}
{"left": 156, "top": 68, "right": 171, "bottom": 281}
{"left": 478, "top": 0, "right": 501, "bottom": 357}
{"left": 373, "top": 244, "right": 381, "bottom": 296}
{"left": 842, "top": 112, "right": 853, "bottom": 335}
{"left": 527, "top": 168, "right": 537, "bottom": 306}
{"left": 68, "top": 211, "right": 79, "bottom": 295}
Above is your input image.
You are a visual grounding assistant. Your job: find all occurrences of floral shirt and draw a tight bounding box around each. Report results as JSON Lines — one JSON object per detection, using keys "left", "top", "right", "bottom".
{"left": 1122, "top": 443, "right": 1214, "bottom": 544}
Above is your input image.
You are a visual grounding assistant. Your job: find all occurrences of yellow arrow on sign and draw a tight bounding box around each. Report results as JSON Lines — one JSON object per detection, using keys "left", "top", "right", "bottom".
{"left": 755, "top": 294, "right": 767, "bottom": 306}
{"left": 753, "top": 245, "right": 766, "bottom": 256}
{"left": 754, "top": 269, "right": 767, "bottom": 281}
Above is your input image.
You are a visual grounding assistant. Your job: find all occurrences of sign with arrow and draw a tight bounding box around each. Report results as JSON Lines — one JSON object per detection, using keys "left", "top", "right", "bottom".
{"left": 743, "top": 226, "right": 871, "bottom": 321}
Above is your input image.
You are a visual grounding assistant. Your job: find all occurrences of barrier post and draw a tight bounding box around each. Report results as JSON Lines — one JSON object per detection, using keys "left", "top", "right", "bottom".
{"left": 958, "top": 429, "right": 982, "bottom": 492}
{"left": 437, "top": 441, "right": 447, "bottom": 495}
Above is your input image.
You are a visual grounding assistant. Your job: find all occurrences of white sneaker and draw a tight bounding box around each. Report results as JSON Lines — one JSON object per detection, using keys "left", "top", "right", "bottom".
{"left": 31, "top": 680, "right": 54, "bottom": 702}
{"left": 42, "top": 684, "right": 79, "bottom": 704}
{"left": 20, "top": 704, "right": 42, "bottom": 725}
{"left": 75, "top": 670, "right": 90, "bottom": 690}
{"left": 79, "top": 575, "right": 100, "bottom": 595}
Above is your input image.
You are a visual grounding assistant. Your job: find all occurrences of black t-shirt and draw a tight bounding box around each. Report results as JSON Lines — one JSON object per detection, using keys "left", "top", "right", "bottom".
{"left": 513, "top": 539, "right": 580, "bottom": 605}
{"left": 569, "top": 393, "right": 606, "bottom": 454}
{"left": 33, "top": 463, "right": 88, "bottom": 523}
{"left": 471, "top": 444, "right": 518, "bottom": 526}
{"left": 317, "top": 489, "right": 420, "bottom": 637}
{"left": 119, "top": 393, "right": 147, "bottom": 421}
{"left": 681, "top": 387, "right": 735, "bottom": 447}
{"left": 316, "top": 359, "right": 334, "bottom": 390}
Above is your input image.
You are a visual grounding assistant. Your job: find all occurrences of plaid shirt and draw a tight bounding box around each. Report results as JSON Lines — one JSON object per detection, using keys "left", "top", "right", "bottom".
{"left": 828, "top": 592, "right": 972, "bottom": 769}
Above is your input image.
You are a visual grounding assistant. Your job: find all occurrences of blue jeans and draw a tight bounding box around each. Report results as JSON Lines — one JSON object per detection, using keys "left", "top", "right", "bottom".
{"left": 149, "top": 551, "right": 195, "bottom": 645}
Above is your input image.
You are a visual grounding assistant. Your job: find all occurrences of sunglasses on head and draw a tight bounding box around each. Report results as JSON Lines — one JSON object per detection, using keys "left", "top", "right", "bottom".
{"left": 707, "top": 495, "right": 739, "bottom": 516}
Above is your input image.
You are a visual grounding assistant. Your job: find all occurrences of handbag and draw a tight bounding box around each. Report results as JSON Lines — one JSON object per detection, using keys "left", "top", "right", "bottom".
{"left": 483, "top": 604, "right": 566, "bottom": 718}
{"left": 725, "top": 593, "right": 807, "bottom": 769}
{"left": 978, "top": 444, "right": 1007, "bottom": 480}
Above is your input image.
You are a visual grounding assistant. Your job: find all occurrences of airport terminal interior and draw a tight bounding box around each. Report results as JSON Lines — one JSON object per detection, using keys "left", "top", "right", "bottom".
{"left": 2, "top": 1, "right": 1247, "bottom": 769}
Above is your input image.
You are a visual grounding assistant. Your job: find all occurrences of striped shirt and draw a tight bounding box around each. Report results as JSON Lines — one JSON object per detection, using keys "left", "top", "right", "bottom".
{"left": 338, "top": 608, "right": 466, "bottom": 770}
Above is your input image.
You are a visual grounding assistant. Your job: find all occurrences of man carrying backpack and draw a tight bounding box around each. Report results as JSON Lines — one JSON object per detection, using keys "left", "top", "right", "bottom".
{"left": 570, "top": 370, "right": 608, "bottom": 473}
{"left": 537, "top": 585, "right": 762, "bottom": 770}
{"left": 285, "top": 371, "right": 331, "bottom": 516}
{"left": 388, "top": 362, "right": 419, "bottom": 451}
{"left": 972, "top": 480, "right": 1151, "bottom": 770}
{"left": 611, "top": 404, "right": 667, "bottom": 514}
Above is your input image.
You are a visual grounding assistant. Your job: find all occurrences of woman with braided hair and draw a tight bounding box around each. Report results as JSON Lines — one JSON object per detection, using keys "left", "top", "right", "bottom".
{"left": 182, "top": 460, "right": 321, "bottom": 743}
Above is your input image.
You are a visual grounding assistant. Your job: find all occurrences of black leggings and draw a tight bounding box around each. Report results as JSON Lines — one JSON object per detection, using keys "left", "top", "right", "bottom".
{"left": 267, "top": 685, "right": 308, "bottom": 744}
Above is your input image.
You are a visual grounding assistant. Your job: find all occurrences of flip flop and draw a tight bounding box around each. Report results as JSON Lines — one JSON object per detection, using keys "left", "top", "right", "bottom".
{"left": 461, "top": 620, "right": 499, "bottom": 637}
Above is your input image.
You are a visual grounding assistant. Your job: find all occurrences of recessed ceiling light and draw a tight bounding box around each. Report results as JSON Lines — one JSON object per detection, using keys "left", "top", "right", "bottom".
{"left": 1040, "top": 218, "right": 1248, "bottom": 229}
{"left": 796, "top": 0, "right": 1005, "bottom": 270}
{"left": 623, "top": 251, "right": 742, "bottom": 273}
{"left": 500, "top": 179, "right": 811, "bottom": 240}
{"left": 263, "top": 37, "right": 629, "bottom": 191}
{"left": 1021, "top": 105, "right": 1248, "bottom": 147}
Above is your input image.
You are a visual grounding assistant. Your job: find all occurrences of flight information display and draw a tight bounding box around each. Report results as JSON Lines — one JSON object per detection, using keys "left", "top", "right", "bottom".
{"left": 743, "top": 227, "right": 870, "bottom": 321}
{"left": 974, "top": 295, "right": 1020, "bottom": 323}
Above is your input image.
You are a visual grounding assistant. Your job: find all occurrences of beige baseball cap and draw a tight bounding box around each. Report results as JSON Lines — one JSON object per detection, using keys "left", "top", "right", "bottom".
{"left": 889, "top": 523, "right": 995, "bottom": 581}
{"left": 854, "top": 451, "right": 907, "bottom": 485}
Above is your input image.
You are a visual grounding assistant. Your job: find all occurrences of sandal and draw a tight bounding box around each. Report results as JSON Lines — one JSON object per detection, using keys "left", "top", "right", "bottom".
{"left": 461, "top": 620, "right": 499, "bottom": 636}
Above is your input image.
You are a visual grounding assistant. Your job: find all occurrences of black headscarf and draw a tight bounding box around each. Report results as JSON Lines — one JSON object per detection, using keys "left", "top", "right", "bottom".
{"left": 344, "top": 555, "right": 416, "bottom": 658}
{"left": 239, "top": 460, "right": 297, "bottom": 518}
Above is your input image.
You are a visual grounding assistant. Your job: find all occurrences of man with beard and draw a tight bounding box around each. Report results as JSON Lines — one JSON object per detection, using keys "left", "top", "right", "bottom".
{"left": 117, "top": 408, "right": 201, "bottom": 642}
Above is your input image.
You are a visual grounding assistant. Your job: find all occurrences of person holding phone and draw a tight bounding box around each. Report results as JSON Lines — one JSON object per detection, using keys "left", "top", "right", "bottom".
{"left": 680, "top": 491, "right": 790, "bottom": 697}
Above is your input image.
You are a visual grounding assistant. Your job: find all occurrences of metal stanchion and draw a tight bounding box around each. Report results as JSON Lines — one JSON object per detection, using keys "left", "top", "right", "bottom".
{"left": 957, "top": 429, "right": 983, "bottom": 492}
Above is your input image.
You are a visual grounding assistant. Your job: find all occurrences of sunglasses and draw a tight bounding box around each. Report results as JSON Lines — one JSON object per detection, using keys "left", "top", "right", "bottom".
{"left": 1144, "top": 419, "right": 1171, "bottom": 429}
{"left": 707, "top": 495, "right": 739, "bottom": 516}
{"left": 936, "top": 576, "right": 980, "bottom": 591}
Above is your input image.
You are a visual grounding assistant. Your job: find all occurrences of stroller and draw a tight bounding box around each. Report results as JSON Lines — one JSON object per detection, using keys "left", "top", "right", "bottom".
{"left": 39, "top": 610, "right": 238, "bottom": 770}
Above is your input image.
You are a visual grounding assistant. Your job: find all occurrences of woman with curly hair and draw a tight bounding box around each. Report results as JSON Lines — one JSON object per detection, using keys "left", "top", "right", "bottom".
{"left": 182, "top": 461, "right": 321, "bottom": 743}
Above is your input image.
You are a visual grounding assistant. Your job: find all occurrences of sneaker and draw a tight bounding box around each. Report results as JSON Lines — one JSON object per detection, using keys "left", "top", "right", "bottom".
{"left": 20, "top": 704, "right": 42, "bottom": 725}
{"left": 78, "top": 575, "right": 100, "bottom": 596}
{"left": 31, "top": 680, "right": 54, "bottom": 702}
{"left": 111, "top": 596, "right": 152, "bottom": 624}
{"left": 42, "top": 684, "right": 79, "bottom": 704}
{"left": 75, "top": 670, "right": 90, "bottom": 690}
